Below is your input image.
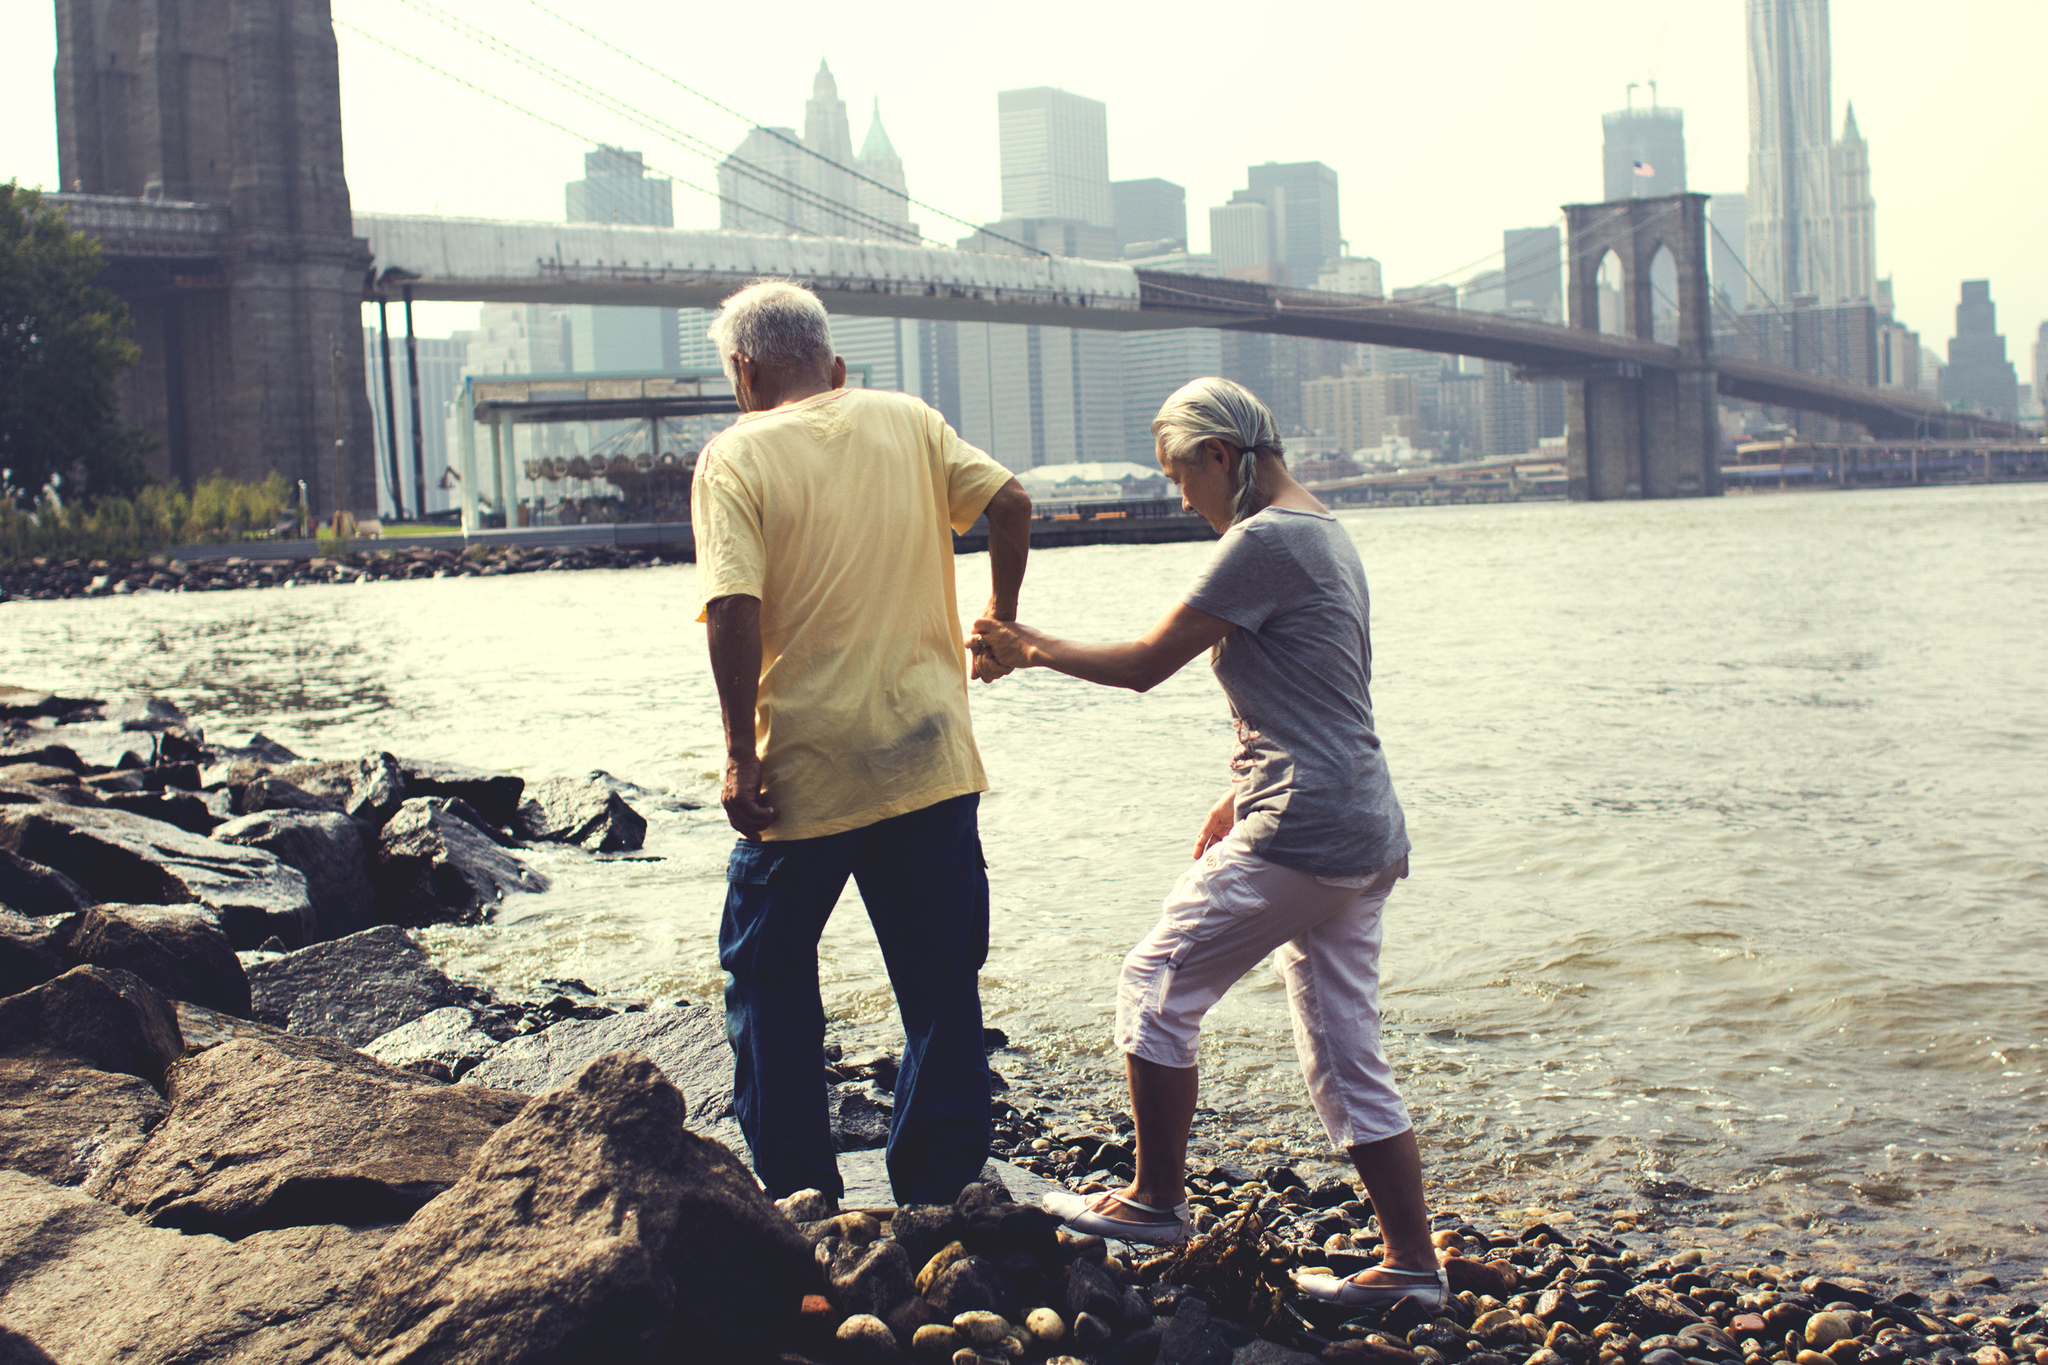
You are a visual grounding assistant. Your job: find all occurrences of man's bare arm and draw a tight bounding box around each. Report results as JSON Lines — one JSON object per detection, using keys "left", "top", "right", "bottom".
{"left": 972, "top": 478, "right": 1032, "bottom": 683}
{"left": 705, "top": 593, "right": 778, "bottom": 837}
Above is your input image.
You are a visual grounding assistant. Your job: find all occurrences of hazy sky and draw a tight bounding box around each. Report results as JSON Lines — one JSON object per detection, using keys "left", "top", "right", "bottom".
{"left": 3, "top": 0, "right": 2042, "bottom": 366}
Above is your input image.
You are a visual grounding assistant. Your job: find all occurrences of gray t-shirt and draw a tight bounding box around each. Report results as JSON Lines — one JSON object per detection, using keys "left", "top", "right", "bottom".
{"left": 1182, "top": 507, "right": 1409, "bottom": 879}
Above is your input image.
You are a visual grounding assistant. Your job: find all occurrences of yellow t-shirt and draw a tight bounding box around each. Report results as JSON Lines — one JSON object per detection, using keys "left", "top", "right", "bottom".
{"left": 691, "top": 387, "right": 1014, "bottom": 841}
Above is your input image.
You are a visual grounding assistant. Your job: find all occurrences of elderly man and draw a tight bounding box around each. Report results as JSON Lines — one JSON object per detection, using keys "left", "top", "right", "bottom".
{"left": 691, "top": 280, "right": 1032, "bottom": 1206}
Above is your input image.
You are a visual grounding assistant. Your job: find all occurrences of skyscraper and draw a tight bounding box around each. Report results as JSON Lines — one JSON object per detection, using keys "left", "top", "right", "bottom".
{"left": 1831, "top": 105, "right": 1876, "bottom": 303}
{"left": 1708, "top": 194, "right": 1749, "bottom": 310}
{"left": 1601, "top": 103, "right": 1687, "bottom": 202}
{"left": 1245, "top": 161, "right": 1341, "bottom": 288}
{"left": 564, "top": 148, "right": 676, "bottom": 374}
{"left": 997, "top": 87, "right": 1113, "bottom": 227}
{"left": 1746, "top": 0, "right": 1837, "bottom": 304}
{"left": 1503, "top": 227, "right": 1562, "bottom": 320}
{"left": 853, "top": 99, "right": 917, "bottom": 239}
{"left": 718, "top": 60, "right": 910, "bottom": 241}
{"left": 1939, "top": 281, "right": 2019, "bottom": 421}
{"left": 1112, "top": 178, "right": 1187, "bottom": 256}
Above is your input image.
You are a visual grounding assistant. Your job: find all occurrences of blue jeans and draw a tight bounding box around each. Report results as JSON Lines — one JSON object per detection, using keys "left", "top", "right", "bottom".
{"left": 719, "top": 792, "right": 991, "bottom": 1205}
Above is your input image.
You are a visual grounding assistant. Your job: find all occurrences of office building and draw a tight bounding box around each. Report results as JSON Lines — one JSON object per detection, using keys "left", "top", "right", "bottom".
{"left": 1460, "top": 270, "right": 1506, "bottom": 316}
{"left": 1939, "top": 280, "right": 2019, "bottom": 421}
{"left": 1504, "top": 227, "right": 1562, "bottom": 321}
{"left": 566, "top": 146, "right": 672, "bottom": 227}
{"left": 1246, "top": 161, "right": 1342, "bottom": 287}
{"left": 720, "top": 61, "right": 915, "bottom": 242}
{"left": 1318, "top": 256, "right": 1384, "bottom": 297}
{"left": 1602, "top": 102, "right": 1687, "bottom": 201}
{"left": 1300, "top": 373, "right": 1419, "bottom": 453}
{"left": 997, "top": 87, "right": 1112, "bottom": 227}
{"left": 563, "top": 148, "right": 677, "bottom": 374}
{"left": 853, "top": 99, "right": 917, "bottom": 239}
{"left": 1708, "top": 194, "right": 1748, "bottom": 310}
{"left": 1113, "top": 178, "right": 1187, "bottom": 256}
{"left": 1832, "top": 105, "right": 1876, "bottom": 303}
{"left": 1120, "top": 250, "right": 1225, "bottom": 461}
{"left": 1209, "top": 200, "right": 1281, "bottom": 280}
{"left": 2036, "top": 323, "right": 2048, "bottom": 420}
{"left": 362, "top": 329, "right": 475, "bottom": 517}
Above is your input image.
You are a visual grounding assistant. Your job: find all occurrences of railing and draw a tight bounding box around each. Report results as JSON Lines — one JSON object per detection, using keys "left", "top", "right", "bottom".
{"left": 48, "top": 193, "right": 230, "bottom": 259}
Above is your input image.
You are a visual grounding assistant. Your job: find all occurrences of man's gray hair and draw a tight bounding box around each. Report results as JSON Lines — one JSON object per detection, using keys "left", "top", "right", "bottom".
{"left": 707, "top": 280, "right": 835, "bottom": 388}
{"left": 1152, "top": 376, "right": 1283, "bottom": 525}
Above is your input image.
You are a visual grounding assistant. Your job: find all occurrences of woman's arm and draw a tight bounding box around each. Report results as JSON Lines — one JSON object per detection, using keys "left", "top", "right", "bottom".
{"left": 971, "top": 601, "right": 1232, "bottom": 693}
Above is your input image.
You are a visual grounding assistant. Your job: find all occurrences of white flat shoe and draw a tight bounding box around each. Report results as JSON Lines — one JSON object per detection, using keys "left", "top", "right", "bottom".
{"left": 1291, "top": 1264, "right": 1449, "bottom": 1310}
{"left": 1042, "top": 1189, "right": 1189, "bottom": 1246}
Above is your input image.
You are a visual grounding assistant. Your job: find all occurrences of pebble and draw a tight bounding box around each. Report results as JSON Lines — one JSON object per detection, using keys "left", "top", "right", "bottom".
{"left": 777, "top": 1188, "right": 835, "bottom": 1222}
{"left": 918, "top": 1241, "right": 971, "bottom": 1294}
{"left": 1073, "top": 1311, "right": 1114, "bottom": 1349}
{"left": 835, "top": 1313, "right": 898, "bottom": 1362}
{"left": 1808, "top": 1312, "right": 1864, "bottom": 1346}
{"left": 912, "top": 1324, "right": 961, "bottom": 1361}
{"left": 953, "top": 1311, "right": 1010, "bottom": 1346}
{"left": 1025, "top": 1307, "right": 1065, "bottom": 1347}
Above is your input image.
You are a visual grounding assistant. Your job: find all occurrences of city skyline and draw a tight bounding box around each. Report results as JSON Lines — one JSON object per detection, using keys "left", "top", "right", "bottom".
{"left": 1, "top": 1, "right": 2039, "bottom": 356}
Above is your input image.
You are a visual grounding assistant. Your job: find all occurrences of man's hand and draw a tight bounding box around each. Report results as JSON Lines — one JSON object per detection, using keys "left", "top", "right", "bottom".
{"left": 1193, "top": 791, "right": 1235, "bottom": 860}
{"left": 722, "top": 752, "right": 779, "bottom": 839}
{"left": 971, "top": 617, "right": 1052, "bottom": 671}
{"left": 969, "top": 639, "right": 1013, "bottom": 684}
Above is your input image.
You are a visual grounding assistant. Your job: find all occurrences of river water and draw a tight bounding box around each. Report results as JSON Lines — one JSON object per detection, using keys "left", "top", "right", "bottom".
{"left": 6, "top": 483, "right": 2044, "bottom": 1282}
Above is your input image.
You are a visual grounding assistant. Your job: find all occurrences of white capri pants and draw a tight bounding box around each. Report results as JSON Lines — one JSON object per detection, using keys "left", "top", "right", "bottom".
{"left": 1115, "top": 828, "right": 1412, "bottom": 1150}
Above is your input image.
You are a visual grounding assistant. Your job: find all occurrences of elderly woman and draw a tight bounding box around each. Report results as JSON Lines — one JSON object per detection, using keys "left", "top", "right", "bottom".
{"left": 971, "top": 377, "right": 1442, "bottom": 1309}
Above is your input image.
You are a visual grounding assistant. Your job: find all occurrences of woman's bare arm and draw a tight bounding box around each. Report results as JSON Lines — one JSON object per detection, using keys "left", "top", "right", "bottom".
{"left": 971, "top": 602, "right": 1232, "bottom": 693}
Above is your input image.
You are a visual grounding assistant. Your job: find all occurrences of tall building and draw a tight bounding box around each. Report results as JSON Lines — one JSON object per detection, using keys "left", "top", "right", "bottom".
{"left": 718, "top": 61, "right": 914, "bottom": 241}
{"left": 997, "top": 87, "right": 1113, "bottom": 226}
{"left": 1209, "top": 200, "right": 1281, "bottom": 280}
{"left": 1300, "top": 374, "right": 1418, "bottom": 453}
{"left": 853, "top": 99, "right": 917, "bottom": 238}
{"left": 1708, "top": 194, "right": 1749, "bottom": 310}
{"left": 1746, "top": 0, "right": 1838, "bottom": 304}
{"left": 1318, "top": 257, "right": 1384, "bottom": 298}
{"left": 1601, "top": 103, "right": 1687, "bottom": 201}
{"left": 1939, "top": 280, "right": 2019, "bottom": 421}
{"left": 1245, "top": 161, "right": 1342, "bottom": 288}
{"left": 1504, "top": 226, "right": 1562, "bottom": 321}
{"left": 2035, "top": 323, "right": 2048, "bottom": 420}
{"left": 1112, "top": 178, "right": 1187, "bottom": 256}
{"left": 1120, "top": 250, "right": 1224, "bottom": 461}
{"left": 564, "top": 147, "right": 677, "bottom": 374}
{"left": 1831, "top": 105, "right": 1876, "bottom": 303}
{"left": 362, "top": 329, "right": 475, "bottom": 517}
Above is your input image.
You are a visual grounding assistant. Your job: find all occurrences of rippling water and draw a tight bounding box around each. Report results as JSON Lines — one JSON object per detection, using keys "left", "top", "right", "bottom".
{"left": 6, "top": 484, "right": 2044, "bottom": 1278}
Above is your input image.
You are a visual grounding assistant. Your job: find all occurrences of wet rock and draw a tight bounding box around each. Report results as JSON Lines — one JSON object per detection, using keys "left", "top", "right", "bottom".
{"left": 362, "top": 1006, "right": 501, "bottom": 1080}
{"left": 61, "top": 903, "right": 249, "bottom": 1016}
{"left": 90, "top": 1030, "right": 528, "bottom": 1237}
{"left": 238, "top": 775, "right": 346, "bottom": 817}
{"left": 0, "top": 1169, "right": 391, "bottom": 1364}
{"left": 0, "top": 966, "right": 183, "bottom": 1087}
{"left": 371, "top": 796, "right": 546, "bottom": 926}
{"left": 172, "top": 998, "right": 286, "bottom": 1052}
{"left": 1808, "top": 1313, "right": 1869, "bottom": 1347}
{"left": 1445, "top": 1254, "right": 1520, "bottom": 1296}
{"left": 273, "top": 752, "right": 407, "bottom": 826}
{"left": 0, "top": 847, "right": 93, "bottom": 919}
{"left": 244, "top": 924, "right": 464, "bottom": 1048}
{"left": 100, "top": 789, "right": 220, "bottom": 834}
{"left": 0, "top": 907, "right": 66, "bottom": 995}
{"left": 516, "top": 774, "right": 647, "bottom": 852}
{"left": 837, "top": 1312, "right": 903, "bottom": 1363}
{"left": 398, "top": 758, "right": 525, "bottom": 827}
{"left": 924, "top": 1254, "right": 1019, "bottom": 1322}
{"left": 1068, "top": 1256, "right": 1127, "bottom": 1323}
{"left": 0, "top": 803, "right": 314, "bottom": 948}
{"left": 465, "top": 1002, "right": 736, "bottom": 1147}
{"left": 0, "top": 1049, "right": 167, "bottom": 1185}
{"left": 1159, "top": 1296, "right": 1233, "bottom": 1365}
{"left": 833, "top": 1238, "right": 917, "bottom": 1319}
{"left": 211, "top": 809, "right": 376, "bottom": 941}
{"left": 1622, "top": 1285, "right": 1707, "bottom": 1335}
{"left": 836, "top": 1083, "right": 895, "bottom": 1152}
{"left": 343, "top": 1051, "right": 815, "bottom": 1363}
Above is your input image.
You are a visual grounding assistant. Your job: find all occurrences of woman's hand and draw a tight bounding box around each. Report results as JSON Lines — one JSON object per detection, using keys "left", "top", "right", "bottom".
{"left": 1193, "top": 791, "right": 1235, "bottom": 859}
{"left": 971, "top": 618, "right": 1053, "bottom": 670}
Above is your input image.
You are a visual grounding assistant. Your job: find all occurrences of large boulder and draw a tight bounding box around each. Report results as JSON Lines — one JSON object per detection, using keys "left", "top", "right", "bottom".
{"left": 0, "top": 803, "right": 315, "bottom": 948}
{"left": 173, "top": 999, "right": 288, "bottom": 1054}
{"left": 372, "top": 797, "right": 546, "bottom": 927}
{"left": 0, "top": 966, "right": 183, "bottom": 1088}
{"left": 0, "top": 741, "right": 88, "bottom": 771}
{"left": 237, "top": 775, "right": 345, "bottom": 818}
{"left": 274, "top": 752, "right": 407, "bottom": 825}
{"left": 0, "top": 847, "right": 93, "bottom": 919}
{"left": 90, "top": 1031, "right": 530, "bottom": 1238}
{"left": 362, "top": 1006, "right": 502, "bottom": 1081}
{"left": 465, "top": 1003, "right": 737, "bottom": 1150}
{"left": 61, "top": 903, "right": 250, "bottom": 1016}
{"left": 100, "top": 789, "right": 222, "bottom": 834}
{"left": 516, "top": 775, "right": 648, "bottom": 853}
{"left": 343, "top": 1051, "right": 815, "bottom": 1364}
{"left": 0, "top": 1049, "right": 167, "bottom": 1186}
{"left": 0, "top": 1169, "right": 392, "bottom": 1364}
{"left": 212, "top": 810, "right": 376, "bottom": 941}
{"left": 244, "top": 924, "right": 465, "bottom": 1048}
{"left": 398, "top": 758, "right": 525, "bottom": 827}
{"left": 0, "top": 907, "right": 66, "bottom": 996}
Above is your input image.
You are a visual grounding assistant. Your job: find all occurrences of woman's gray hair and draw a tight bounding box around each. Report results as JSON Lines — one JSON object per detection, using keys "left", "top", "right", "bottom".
{"left": 707, "top": 280, "right": 835, "bottom": 389}
{"left": 1151, "top": 376, "right": 1283, "bottom": 525}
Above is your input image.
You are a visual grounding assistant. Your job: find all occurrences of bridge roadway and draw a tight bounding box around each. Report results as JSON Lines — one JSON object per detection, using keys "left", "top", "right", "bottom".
{"left": 52, "top": 197, "right": 2007, "bottom": 443}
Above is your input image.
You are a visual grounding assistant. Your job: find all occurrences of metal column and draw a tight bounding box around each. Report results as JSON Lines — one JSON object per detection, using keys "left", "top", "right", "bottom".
{"left": 458, "top": 379, "right": 480, "bottom": 533}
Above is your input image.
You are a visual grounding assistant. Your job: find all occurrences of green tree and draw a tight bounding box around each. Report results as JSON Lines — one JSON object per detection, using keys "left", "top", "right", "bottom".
{"left": 0, "top": 181, "right": 153, "bottom": 507}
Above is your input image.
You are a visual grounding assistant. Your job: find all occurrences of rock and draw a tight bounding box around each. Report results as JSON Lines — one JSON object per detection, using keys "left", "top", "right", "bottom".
{"left": 516, "top": 775, "right": 647, "bottom": 852}
{"left": 834, "top": 1238, "right": 917, "bottom": 1320}
{"left": 1621, "top": 1286, "right": 1707, "bottom": 1336}
{"left": 1067, "top": 1256, "right": 1126, "bottom": 1323}
{"left": 465, "top": 1002, "right": 736, "bottom": 1147}
{"left": 1445, "top": 1255, "right": 1520, "bottom": 1296}
{"left": 779, "top": 1188, "right": 838, "bottom": 1222}
{"left": 0, "top": 803, "right": 314, "bottom": 948}
{"left": 0, "top": 908, "right": 65, "bottom": 995}
{"left": 837, "top": 1084, "right": 895, "bottom": 1151}
{"left": 0, "top": 740, "right": 88, "bottom": 770}
{"left": 0, "top": 764, "right": 83, "bottom": 787}
{"left": 100, "top": 790, "right": 220, "bottom": 834}
{"left": 172, "top": 998, "right": 286, "bottom": 1052}
{"left": 217, "top": 732, "right": 301, "bottom": 765}
{"left": 0, "top": 966, "right": 183, "bottom": 1088}
{"left": 924, "top": 1255, "right": 1018, "bottom": 1323}
{"left": 371, "top": 796, "right": 546, "bottom": 926}
{"left": 1231, "top": 1341, "right": 1320, "bottom": 1365}
{"left": 0, "top": 779, "right": 101, "bottom": 809}
{"left": 61, "top": 903, "right": 250, "bottom": 1016}
{"left": 90, "top": 1030, "right": 528, "bottom": 1237}
{"left": 362, "top": 1006, "right": 501, "bottom": 1080}
{"left": 0, "top": 847, "right": 93, "bottom": 919}
{"left": 0, "top": 1049, "right": 167, "bottom": 1185}
{"left": 1807, "top": 1313, "right": 1866, "bottom": 1347}
{"left": 211, "top": 809, "right": 377, "bottom": 940}
{"left": 913, "top": 1323, "right": 963, "bottom": 1361}
{"left": 343, "top": 1051, "right": 816, "bottom": 1363}
{"left": 398, "top": 758, "right": 525, "bottom": 826}
{"left": 836, "top": 1312, "right": 902, "bottom": 1363}
{"left": 245, "top": 924, "right": 465, "bottom": 1048}
{"left": 919, "top": 1241, "right": 972, "bottom": 1294}
{"left": 1073, "top": 1312, "right": 1114, "bottom": 1350}
{"left": 952, "top": 1311, "right": 1010, "bottom": 1346}
{"left": 1158, "top": 1297, "right": 1235, "bottom": 1365}
{"left": 105, "top": 696, "right": 189, "bottom": 732}
{"left": 1027, "top": 1307, "right": 1067, "bottom": 1349}
{"left": 0, "top": 1169, "right": 392, "bottom": 1364}
{"left": 239, "top": 775, "right": 346, "bottom": 817}
{"left": 274, "top": 752, "right": 407, "bottom": 825}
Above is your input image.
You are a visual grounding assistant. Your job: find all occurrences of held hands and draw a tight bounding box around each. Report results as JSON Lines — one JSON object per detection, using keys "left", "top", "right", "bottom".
{"left": 721, "top": 753, "right": 779, "bottom": 839}
{"left": 970, "top": 617, "right": 1050, "bottom": 677}
{"left": 1193, "top": 791, "right": 1235, "bottom": 860}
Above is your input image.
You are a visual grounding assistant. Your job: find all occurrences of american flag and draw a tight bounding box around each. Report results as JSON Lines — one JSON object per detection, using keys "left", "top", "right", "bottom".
{"left": 1633, "top": 161, "right": 1658, "bottom": 178}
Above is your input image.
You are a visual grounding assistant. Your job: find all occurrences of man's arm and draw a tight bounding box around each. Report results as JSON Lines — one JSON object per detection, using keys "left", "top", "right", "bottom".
{"left": 705, "top": 593, "right": 778, "bottom": 838}
{"left": 972, "top": 477, "right": 1032, "bottom": 683}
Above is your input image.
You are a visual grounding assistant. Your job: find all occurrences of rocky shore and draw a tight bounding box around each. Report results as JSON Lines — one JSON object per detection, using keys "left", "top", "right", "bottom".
{"left": 0, "top": 543, "right": 679, "bottom": 602}
{"left": 3, "top": 684, "right": 2043, "bottom": 1365}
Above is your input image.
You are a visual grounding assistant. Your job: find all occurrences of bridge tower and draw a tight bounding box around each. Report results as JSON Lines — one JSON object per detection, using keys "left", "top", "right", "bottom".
{"left": 1561, "top": 193, "right": 1721, "bottom": 500}
{"left": 53, "top": 0, "right": 376, "bottom": 514}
